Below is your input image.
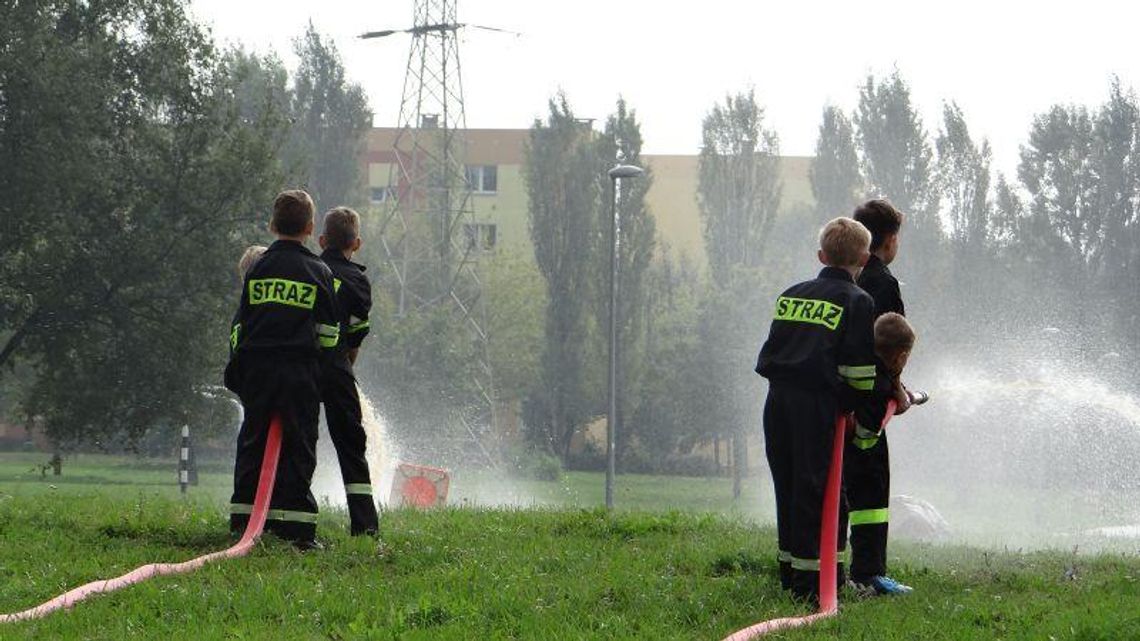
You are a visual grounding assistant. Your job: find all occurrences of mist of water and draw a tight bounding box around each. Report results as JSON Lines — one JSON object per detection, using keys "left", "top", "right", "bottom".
{"left": 311, "top": 387, "right": 399, "bottom": 508}
{"left": 888, "top": 336, "right": 1140, "bottom": 550}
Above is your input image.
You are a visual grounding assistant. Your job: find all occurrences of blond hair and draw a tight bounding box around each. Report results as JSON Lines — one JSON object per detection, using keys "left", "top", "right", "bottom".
{"left": 874, "top": 312, "right": 916, "bottom": 356}
{"left": 322, "top": 207, "right": 361, "bottom": 252}
{"left": 818, "top": 217, "right": 871, "bottom": 267}
{"left": 237, "top": 245, "right": 267, "bottom": 278}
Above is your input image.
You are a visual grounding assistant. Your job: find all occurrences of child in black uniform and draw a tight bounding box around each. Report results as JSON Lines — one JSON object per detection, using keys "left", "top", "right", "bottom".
{"left": 755, "top": 217, "right": 879, "bottom": 601}
{"left": 317, "top": 207, "right": 379, "bottom": 536}
{"left": 225, "top": 190, "right": 340, "bottom": 550}
{"left": 848, "top": 199, "right": 914, "bottom": 595}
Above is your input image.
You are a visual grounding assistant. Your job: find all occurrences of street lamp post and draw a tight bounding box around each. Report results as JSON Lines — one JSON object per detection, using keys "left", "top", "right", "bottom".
{"left": 605, "top": 164, "right": 644, "bottom": 510}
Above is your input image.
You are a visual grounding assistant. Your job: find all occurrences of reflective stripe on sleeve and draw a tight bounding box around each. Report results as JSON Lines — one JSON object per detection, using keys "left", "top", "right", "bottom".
{"left": 347, "top": 320, "right": 370, "bottom": 334}
{"left": 318, "top": 323, "right": 340, "bottom": 348}
{"left": 230, "top": 324, "right": 240, "bottom": 350}
{"left": 838, "top": 365, "right": 876, "bottom": 379}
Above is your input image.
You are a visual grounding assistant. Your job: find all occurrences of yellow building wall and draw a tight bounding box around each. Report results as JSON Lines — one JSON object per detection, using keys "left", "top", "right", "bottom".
{"left": 361, "top": 128, "right": 816, "bottom": 268}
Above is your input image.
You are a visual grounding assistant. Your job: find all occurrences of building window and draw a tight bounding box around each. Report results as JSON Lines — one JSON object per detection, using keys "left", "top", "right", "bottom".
{"left": 464, "top": 223, "right": 497, "bottom": 251}
{"left": 371, "top": 186, "right": 393, "bottom": 203}
{"left": 465, "top": 165, "right": 498, "bottom": 194}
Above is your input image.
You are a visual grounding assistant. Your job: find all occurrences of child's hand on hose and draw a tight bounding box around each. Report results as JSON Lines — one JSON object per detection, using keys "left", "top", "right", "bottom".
{"left": 892, "top": 379, "right": 912, "bottom": 415}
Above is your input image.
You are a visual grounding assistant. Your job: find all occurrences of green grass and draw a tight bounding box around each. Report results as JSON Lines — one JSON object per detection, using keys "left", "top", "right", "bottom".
{"left": 2, "top": 453, "right": 1140, "bottom": 639}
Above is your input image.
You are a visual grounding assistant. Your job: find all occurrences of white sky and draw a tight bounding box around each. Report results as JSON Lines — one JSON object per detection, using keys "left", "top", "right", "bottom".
{"left": 190, "top": 0, "right": 1140, "bottom": 176}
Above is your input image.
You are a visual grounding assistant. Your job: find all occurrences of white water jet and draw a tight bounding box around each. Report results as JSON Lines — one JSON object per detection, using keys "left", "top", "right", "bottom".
{"left": 312, "top": 387, "right": 398, "bottom": 509}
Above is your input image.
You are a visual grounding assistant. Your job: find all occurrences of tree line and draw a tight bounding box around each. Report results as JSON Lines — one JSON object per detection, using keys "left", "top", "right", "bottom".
{"left": 0, "top": 1, "right": 368, "bottom": 456}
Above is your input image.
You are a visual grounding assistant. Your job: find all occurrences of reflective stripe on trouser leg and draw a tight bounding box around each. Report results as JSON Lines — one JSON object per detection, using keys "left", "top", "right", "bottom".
{"left": 321, "top": 365, "right": 379, "bottom": 535}
{"left": 849, "top": 508, "right": 889, "bottom": 526}
{"left": 345, "top": 483, "right": 372, "bottom": 495}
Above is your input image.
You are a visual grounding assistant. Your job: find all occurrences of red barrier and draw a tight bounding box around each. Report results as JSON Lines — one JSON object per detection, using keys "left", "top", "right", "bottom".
{"left": 0, "top": 415, "right": 285, "bottom": 623}
{"left": 722, "top": 400, "right": 898, "bottom": 640}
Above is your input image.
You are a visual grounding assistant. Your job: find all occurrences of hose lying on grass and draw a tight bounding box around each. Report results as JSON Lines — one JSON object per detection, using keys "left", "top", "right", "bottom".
{"left": 0, "top": 415, "right": 284, "bottom": 623}
{"left": 722, "top": 400, "right": 900, "bottom": 641}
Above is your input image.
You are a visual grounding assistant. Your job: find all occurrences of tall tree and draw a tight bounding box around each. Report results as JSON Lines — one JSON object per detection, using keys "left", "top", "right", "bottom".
{"left": 1091, "top": 79, "right": 1140, "bottom": 292}
{"left": 288, "top": 24, "right": 371, "bottom": 212}
{"left": 523, "top": 94, "right": 600, "bottom": 458}
{"left": 0, "top": 0, "right": 288, "bottom": 451}
{"left": 810, "top": 106, "right": 863, "bottom": 222}
{"left": 697, "top": 89, "right": 782, "bottom": 497}
{"left": 855, "top": 72, "right": 939, "bottom": 237}
{"left": 594, "top": 98, "right": 656, "bottom": 462}
{"left": 698, "top": 89, "right": 783, "bottom": 282}
{"left": 1018, "top": 103, "right": 1098, "bottom": 282}
{"left": 936, "top": 102, "right": 992, "bottom": 249}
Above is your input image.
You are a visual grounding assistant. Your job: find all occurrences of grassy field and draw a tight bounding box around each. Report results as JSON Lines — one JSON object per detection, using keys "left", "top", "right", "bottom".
{"left": 3, "top": 453, "right": 1140, "bottom": 639}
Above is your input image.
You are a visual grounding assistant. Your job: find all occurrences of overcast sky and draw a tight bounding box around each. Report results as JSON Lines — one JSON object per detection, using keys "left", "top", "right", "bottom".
{"left": 190, "top": 0, "right": 1140, "bottom": 175}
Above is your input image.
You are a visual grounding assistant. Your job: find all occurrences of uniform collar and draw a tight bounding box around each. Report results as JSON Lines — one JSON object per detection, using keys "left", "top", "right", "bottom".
{"left": 865, "top": 254, "right": 889, "bottom": 274}
{"left": 320, "top": 248, "right": 367, "bottom": 272}
{"left": 818, "top": 266, "right": 855, "bottom": 283}
{"left": 268, "top": 239, "right": 316, "bottom": 256}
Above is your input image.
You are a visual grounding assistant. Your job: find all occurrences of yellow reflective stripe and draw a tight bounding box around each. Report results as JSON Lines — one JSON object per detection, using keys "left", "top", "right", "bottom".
{"left": 345, "top": 483, "right": 372, "bottom": 496}
{"left": 230, "top": 503, "right": 253, "bottom": 515}
{"left": 347, "top": 320, "right": 370, "bottom": 334}
{"left": 774, "top": 296, "right": 844, "bottom": 331}
{"left": 849, "top": 508, "right": 889, "bottom": 526}
{"left": 846, "top": 378, "right": 875, "bottom": 391}
{"left": 248, "top": 278, "right": 317, "bottom": 309}
{"left": 333, "top": 278, "right": 342, "bottom": 293}
{"left": 318, "top": 323, "right": 340, "bottom": 348}
{"left": 266, "top": 509, "right": 318, "bottom": 524}
{"left": 853, "top": 436, "right": 880, "bottom": 450}
{"left": 790, "top": 556, "right": 820, "bottom": 571}
{"left": 230, "top": 324, "right": 240, "bottom": 349}
{"left": 838, "top": 365, "right": 876, "bottom": 379}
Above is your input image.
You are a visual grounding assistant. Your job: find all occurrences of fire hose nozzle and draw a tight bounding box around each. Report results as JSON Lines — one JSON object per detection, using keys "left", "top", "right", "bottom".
{"left": 908, "top": 390, "right": 930, "bottom": 405}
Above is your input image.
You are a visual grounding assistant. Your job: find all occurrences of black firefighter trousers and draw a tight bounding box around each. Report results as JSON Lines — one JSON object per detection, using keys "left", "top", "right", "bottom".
{"left": 763, "top": 384, "right": 848, "bottom": 599}
{"left": 844, "top": 432, "right": 890, "bottom": 581}
{"left": 229, "top": 354, "right": 321, "bottom": 543}
{"left": 320, "top": 358, "right": 379, "bottom": 535}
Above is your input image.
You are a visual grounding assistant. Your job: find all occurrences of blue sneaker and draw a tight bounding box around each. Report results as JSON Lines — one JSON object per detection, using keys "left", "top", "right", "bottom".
{"left": 857, "top": 575, "right": 913, "bottom": 596}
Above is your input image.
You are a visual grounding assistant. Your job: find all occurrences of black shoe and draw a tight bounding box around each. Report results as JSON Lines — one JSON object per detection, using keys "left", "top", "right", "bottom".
{"left": 292, "top": 538, "right": 325, "bottom": 552}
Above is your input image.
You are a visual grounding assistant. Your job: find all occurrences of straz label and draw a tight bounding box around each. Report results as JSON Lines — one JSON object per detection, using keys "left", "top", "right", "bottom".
{"left": 774, "top": 296, "right": 843, "bottom": 330}
{"left": 248, "top": 278, "right": 317, "bottom": 309}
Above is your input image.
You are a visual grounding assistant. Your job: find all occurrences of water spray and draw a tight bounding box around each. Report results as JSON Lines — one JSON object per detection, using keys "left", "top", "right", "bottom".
{"left": 0, "top": 415, "right": 286, "bottom": 623}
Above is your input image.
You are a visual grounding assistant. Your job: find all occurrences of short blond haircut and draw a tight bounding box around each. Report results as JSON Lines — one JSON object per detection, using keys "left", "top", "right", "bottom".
{"left": 237, "top": 245, "right": 267, "bottom": 278}
{"left": 322, "top": 207, "right": 361, "bottom": 252}
{"left": 818, "top": 217, "right": 871, "bottom": 268}
{"left": 874, "top": 312, "right": 916, "bottom": 356}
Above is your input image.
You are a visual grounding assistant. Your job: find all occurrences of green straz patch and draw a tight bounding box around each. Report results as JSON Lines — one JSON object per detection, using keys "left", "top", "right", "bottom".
{"left": 249, "top": 278, "right": 317, "bottom": 309}
{"left": 774, "top": 296, "right": 843, "bottom": 330}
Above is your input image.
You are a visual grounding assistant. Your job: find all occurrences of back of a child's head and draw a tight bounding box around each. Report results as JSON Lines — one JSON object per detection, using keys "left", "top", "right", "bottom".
{"left": 818, "top": 217, "right": 871, "bottom": 268}
{"left": 874, "top": 312, "right": 915, "bottom": 357}
{"left": 322, "top": 207, "right": 361, "bottom": 252}
{"left": 272, "top": 189, "right": 315, "bottom": 237}
{"left": 237, "top": 245, "right": 267, "bottom": 279}
{"left": 853, "top": 199, "right": 904, "bottom": 252}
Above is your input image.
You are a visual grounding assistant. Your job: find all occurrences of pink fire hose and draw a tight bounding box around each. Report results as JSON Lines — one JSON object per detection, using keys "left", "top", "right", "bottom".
{"left": 722, "top": 400, "right": 900, "bottom": 640}
{"left": 0, "top": 415, "right": 284, "bottom": 623}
